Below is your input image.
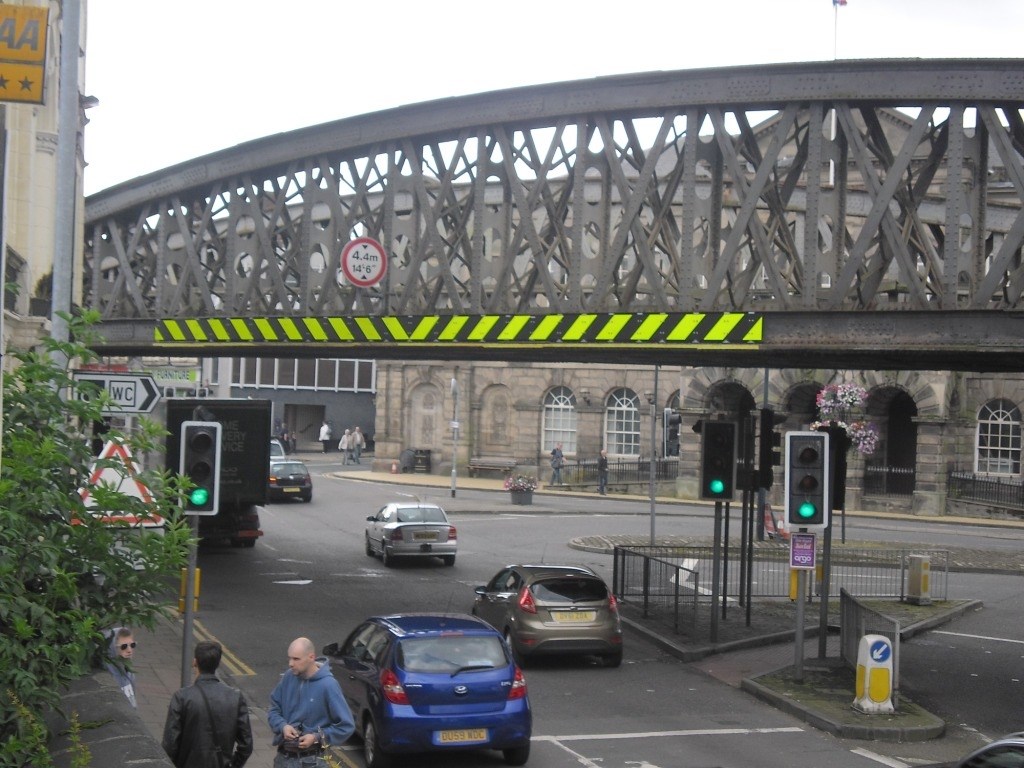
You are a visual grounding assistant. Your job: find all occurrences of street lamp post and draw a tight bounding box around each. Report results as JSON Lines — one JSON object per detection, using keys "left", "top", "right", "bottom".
{"left": 450, "top": 377, "right": 459, "bottom": 498}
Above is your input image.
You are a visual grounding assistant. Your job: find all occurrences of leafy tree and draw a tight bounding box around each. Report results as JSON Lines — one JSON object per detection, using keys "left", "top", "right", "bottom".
{"left": 0, "top": 312, "right": 192, "bottom": 766}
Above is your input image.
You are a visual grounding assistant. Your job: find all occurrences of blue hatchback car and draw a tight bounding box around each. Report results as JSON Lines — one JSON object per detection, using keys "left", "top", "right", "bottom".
{"left": 323, "top": 613, "right": 532, "bottom": 768}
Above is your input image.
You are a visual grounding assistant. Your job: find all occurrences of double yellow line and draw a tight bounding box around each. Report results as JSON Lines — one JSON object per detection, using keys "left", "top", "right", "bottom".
{"left": 194, "top": 619, "right": 255, "bottom": 677}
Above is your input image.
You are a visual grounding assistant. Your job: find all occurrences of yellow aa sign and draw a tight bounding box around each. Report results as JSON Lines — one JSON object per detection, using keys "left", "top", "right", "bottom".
{"left": 0, "top": 4, "right": 48, "bottom": 105}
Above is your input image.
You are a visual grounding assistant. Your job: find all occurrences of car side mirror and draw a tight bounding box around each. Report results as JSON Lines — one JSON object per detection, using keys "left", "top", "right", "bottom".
{"left": 366, "top": 516, "right": 376, "bottom": 522}
{"left": 474, "top": 586, "right": 486, "bottom": 595}
{"left": 322, "top": 642, "right": 340, "bottom": 657}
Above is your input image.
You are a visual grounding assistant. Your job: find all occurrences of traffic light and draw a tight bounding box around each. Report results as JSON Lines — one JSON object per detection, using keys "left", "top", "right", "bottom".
{"left": 700, "top": 421, "right": 736, "bottom": 500}
{"left": 664, "top": 408, "right": 682, "bottom": 456}
{"left": 785, "top": 431, "right": 830, "bottom": 529}
{"left": 179, "top": 420, "right": 222, "bottom": 515}
{"left": 758, "top": 408, "right": 783, "bottom": 489}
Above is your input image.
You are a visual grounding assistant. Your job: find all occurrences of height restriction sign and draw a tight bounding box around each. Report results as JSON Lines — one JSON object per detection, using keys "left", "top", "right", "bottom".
{"left": 341, "top": 237, "right": 388, "bottom": 287}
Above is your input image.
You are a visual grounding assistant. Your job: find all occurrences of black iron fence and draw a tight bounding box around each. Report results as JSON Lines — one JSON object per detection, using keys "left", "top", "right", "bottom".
{"left": 560, "top": 457, "right": 677, "bottom": 486}
{"left": 948, "top": 470, "right": 1024, "bottom": 511}
{"left": 863, "top": 464, "right": 916, "bottom": 496}
{"left": 612, "top": 544, "right": 949, "bottom": 634}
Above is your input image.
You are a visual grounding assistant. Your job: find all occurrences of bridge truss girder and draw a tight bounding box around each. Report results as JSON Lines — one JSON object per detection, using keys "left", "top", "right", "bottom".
{"left": 84, "top": 60, "right": 1024, "bottom": 370}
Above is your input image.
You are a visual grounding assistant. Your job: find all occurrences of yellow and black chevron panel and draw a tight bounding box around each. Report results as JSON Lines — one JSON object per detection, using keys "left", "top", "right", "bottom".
{"left": 155, "top": 312, "right": 762, "bottom": 347}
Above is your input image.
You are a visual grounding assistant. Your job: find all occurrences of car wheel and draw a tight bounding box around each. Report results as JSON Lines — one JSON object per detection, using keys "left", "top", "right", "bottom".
{"left": 381, "top": 546, "right": 394, "bottom": 567}
{"left": 442, "top": 555, "right": 455, "bottom": 567}
{"left": 603, "top": 648, "right": 623, "bottom": 668}
{"left": 365, "top": 535, "right": 374, "bottom": 557}
{"left": 504, "top": 628, "right": 524, "bottom": 667}
{"left": 363, "top": 718, "right": 393, "bottom": 768}
{"left": 503, "top": 743, "right": 530, "bottom": 766}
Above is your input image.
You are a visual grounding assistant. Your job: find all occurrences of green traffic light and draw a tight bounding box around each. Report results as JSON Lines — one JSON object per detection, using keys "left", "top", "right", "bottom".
{"left": 797, "top": 500, "right": 817, "bottom": 519}
{"left": 709, "top": 478, "right": 725, "bottom": 495}
{"left": 189, "top": 487, "right": 210, "bottom": 506}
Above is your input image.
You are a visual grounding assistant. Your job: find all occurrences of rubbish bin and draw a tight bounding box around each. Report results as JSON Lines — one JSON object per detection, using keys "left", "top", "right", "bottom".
{"left": 413, "top": 449, "right": 432, "bottom": 473}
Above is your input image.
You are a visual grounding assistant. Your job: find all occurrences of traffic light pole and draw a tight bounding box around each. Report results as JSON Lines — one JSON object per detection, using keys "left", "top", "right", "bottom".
{"left": 794, "top": 567, "right": 806, "bottom": 682}
{"left": 180, "top": 514, "right": 198, "bottom": 688}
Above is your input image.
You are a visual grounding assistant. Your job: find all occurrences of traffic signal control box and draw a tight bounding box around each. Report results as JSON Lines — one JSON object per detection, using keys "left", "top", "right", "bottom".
{"left": 700, "top": 421, "right": 736, "bottom": 500}
{"left": 179, "top": 420, "right": 222, "bottom": 515}
{"left": 784, "top": 431, "right": 830, "bottom": 529}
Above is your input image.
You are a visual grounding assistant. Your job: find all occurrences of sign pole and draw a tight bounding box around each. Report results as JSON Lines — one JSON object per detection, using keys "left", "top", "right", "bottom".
{"left": 794, "top": 569, "right": 805, "bottom": 682}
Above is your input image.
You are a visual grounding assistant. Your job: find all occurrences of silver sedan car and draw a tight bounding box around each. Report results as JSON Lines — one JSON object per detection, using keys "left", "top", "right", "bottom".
{"left": 365, "top": 502, "right": 457, "bottom": 567}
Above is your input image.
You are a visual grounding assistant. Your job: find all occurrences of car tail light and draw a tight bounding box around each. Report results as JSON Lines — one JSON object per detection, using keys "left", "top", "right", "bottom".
{"left": 608, "top": 593, "right": 619, "bottom": 613}
{"left": 389, "top": 528, "right": 404, "bottom": 542}
{"left": 507, "top": 667, "right": 527, "bottom": 700}
{"left": 446, "top": 525, "right": 456, "bottom": 541}
{"left": 380, "top": 669, "right": 409, "bottom": 704}
{"left": 517, "top": 587, "right": 537, "bottom": 614}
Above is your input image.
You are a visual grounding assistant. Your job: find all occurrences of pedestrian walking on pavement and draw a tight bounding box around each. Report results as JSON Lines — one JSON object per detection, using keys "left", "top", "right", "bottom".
{"left": 597, "top": 448, "right": 609, "bottom": 495}
{"left": 161, "top": 640, "right": 253, "bottom": 768}
{"left": 351, "top": 426, "right": 365, "bottom": 464}
{"left": 103, "top": 626, "right": 138, "bottom": 708}
{"left": 268, "top": 637, "right": 355, "bottom": 767}
{"left": 338, "top": 429, "right": 352, "bottom": 465}
{"left": 318, "top": 421, "right": 332, "bottom": 454}
{"left": 550, "top": 442, "right": 565, "bottom": 485}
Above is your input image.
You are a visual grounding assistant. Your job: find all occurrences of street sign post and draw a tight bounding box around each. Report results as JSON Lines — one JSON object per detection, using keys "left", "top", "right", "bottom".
{"left": 73, "top": 371, "right": 160, "bottom": 414}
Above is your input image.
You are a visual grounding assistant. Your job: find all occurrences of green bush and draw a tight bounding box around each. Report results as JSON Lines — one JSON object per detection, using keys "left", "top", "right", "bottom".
{"left": 0, "top": 312, "right": 192, "bottom": 766}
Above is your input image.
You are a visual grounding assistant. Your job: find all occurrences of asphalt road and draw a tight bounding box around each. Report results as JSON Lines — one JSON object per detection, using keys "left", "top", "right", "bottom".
{"left": 191, "top": 469, "right": 1024, "bottom": 768}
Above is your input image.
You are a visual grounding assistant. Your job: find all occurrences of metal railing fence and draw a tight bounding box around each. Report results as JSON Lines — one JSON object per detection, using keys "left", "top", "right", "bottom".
{"left": 948, "top": 470, "right": 1024, "bottom": 511}
{"left": 613, "top": 545, "right": 949, "bottom": 630}
{"left": 863, "top": 464, "right": 916, "bottom": 496}
{"left": 560, "top": 457, "right": 677, "bottom": 486}
{"left": 840, "top": 588, "right": 901, "bottom": 699}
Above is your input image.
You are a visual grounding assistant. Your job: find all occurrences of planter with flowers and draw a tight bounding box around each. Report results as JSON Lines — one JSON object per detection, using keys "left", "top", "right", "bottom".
{"left": 504, "top": 474, "right": 537, "bottom": 505}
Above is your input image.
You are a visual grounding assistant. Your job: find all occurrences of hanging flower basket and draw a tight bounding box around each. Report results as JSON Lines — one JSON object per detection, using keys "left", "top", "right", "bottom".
{"left": 811, "top": 383, "right": 878, "bottom": 456}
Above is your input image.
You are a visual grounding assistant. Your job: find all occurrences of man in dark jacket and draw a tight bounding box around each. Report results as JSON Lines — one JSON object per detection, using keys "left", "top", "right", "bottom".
{"left": 162, "top": 640, "right": 253, "bottom": 768}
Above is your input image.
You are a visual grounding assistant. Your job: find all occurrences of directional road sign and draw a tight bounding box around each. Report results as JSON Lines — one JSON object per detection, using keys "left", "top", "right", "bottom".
{"left": 73, "top": 371, "right": 160, "bottom": 414}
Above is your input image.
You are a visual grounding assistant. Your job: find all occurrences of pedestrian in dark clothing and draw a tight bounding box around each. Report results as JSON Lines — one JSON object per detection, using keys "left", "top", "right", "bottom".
{"left": 550, "top": 443, "right": 564, "bottom": 485}
{"left": 597, "top": 449, "right": 609, "bottom": 495}
{"left": 162, "top": 640, "right": 253, "bottom": 768}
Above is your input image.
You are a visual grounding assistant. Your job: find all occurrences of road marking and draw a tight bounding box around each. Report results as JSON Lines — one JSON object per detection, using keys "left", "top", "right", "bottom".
{"left": 541, "top": 726, "right": 804, "bottom": 741}
{"left": 933, "top": 630, "right": 1024, "bottom": 645}
{"left": 194, "top": 619, "right": 256, "bottom": 677}
{"left": 850, "top": 747, "right": 911, "bottom": 767}
{"left": 273, "top": 579, "right": 312, "bottom": 585}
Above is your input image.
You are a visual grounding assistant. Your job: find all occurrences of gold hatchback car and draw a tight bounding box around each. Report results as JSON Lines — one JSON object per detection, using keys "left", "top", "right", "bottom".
{"left": 472, "top": 564, "right": 623, "bottom": 668}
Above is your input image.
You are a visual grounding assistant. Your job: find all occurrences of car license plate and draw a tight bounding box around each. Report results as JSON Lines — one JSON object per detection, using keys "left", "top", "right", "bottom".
{"left": 552, "top": 610, "right": 596, "bottom": 623}
{"left": 283, "top": 487, "right": 301, "bottom": 493}
{"left": 435, "top": 728, "right": 488, "bottom": 745}
{"left": 413, "top": 531, "right": 437, "bottom": 540}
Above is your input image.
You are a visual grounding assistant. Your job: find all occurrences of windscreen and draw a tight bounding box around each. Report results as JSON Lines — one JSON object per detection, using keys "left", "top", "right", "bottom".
{"left": 398, "top": 635, "right": 507, "bottom": 673}
{"left": 532, "top": 577, "right": 607, "bottom": 604}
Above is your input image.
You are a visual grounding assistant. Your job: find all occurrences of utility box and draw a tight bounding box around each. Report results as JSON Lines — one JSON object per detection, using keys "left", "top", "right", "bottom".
{"left": 853, "top": 634, "right": 895, "bottom": 714}
{"left": 907, "top": 554, "right": 931, "bottom": 605}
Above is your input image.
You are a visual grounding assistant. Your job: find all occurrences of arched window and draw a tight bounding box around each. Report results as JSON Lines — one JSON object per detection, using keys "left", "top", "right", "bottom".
{"left": 542, "top": 387, "right": 577, "bottom": 453}
{"left": 976, "top": 399, "right": 1021, "bottom": 476}
{"left": 605, "top": 388, "right": 640, "bottom": 456}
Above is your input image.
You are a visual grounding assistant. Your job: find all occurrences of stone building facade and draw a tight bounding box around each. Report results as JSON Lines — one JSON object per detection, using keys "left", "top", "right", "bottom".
{"left": 371, "top": 360, "right": 1022, "bottom": 518}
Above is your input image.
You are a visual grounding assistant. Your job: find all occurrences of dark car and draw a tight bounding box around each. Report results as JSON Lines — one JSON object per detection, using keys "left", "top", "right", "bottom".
{"left": 323, "top": 613, "right": 531, "bottom": 768}
{"left": 267, "top": 459, "right": 312, "bottom": 502}
{"left": 473, "top": 564, "right": 623, "bottom": 667}
{"left": 921, "top": 732, "right": 1024, "bottom": 767}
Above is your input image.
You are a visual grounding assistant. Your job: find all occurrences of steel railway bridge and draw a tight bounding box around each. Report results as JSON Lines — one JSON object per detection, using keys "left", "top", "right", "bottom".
{"left": 83, "top": 59, "right": 1024, "bottom": 372}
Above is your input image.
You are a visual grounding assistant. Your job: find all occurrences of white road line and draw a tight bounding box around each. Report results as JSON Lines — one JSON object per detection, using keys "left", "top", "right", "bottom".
{"left": 531, "top": 736, "right": 603, "bottom": 768}
{"left": 850, "top": 747, "right": 912, "bottom": 767}
{"left": 933, "top": 630, "right": 1024, "bottom": 645}
{"left": 542, "top": 726, "right": 804, "bottom": 741}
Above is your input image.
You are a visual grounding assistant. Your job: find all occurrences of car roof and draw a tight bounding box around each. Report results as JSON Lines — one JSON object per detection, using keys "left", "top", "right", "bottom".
{"left": 508, "top": 564, "right": 600, "bottom": 578}
{"left": 374, "top": 613, "right": 499, "bottom": 638}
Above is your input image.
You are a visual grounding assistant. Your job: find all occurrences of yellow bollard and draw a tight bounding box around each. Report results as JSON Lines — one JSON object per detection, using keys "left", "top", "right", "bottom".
{"left": 789, "top": 568, "right": 799, "bottom": 601}
{"left": 178, "top": 567, "right": 201, "bottom": 614}
{"left": 853, "top": 634, "right": 895, "bottom": 713}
